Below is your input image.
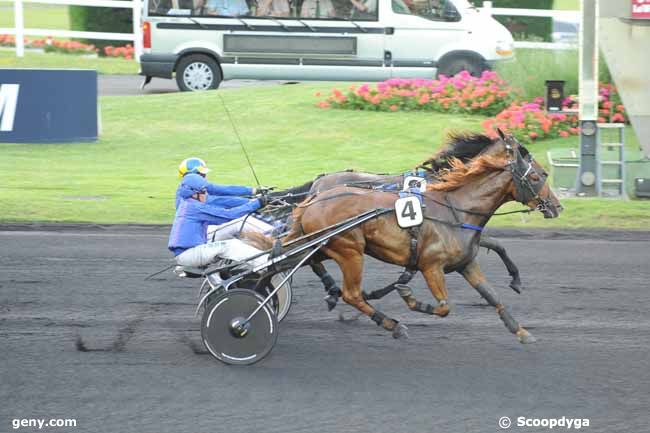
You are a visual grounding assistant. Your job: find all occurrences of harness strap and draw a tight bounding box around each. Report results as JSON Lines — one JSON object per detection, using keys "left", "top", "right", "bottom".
{"left": 444, "top": 194, "right": 462, "bottom": 224}
{"left": 461, "top": 223, "right": 484, "bottom": 232}
{"left": 406, "top": 226, "right": 420, "bottom": 271}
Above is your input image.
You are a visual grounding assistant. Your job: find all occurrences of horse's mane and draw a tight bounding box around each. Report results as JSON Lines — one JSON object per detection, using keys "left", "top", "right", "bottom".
{"left": 418, "top": 132, "right": 496, "bottom": 173}
{"left": 427, "top": 154, "right": 508, "bottom": 192}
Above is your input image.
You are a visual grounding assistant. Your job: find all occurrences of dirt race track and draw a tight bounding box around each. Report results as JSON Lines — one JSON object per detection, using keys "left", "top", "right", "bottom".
{"left": 1, "top": 226, "right": 649, "bottom": 433}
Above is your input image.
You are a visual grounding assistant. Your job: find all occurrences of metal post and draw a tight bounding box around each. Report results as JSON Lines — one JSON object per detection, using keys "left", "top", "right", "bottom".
{"left": 576, "top": 0, "right": 599, "bottom": 195}
{"left": 14, "top": 0, "right": 25, "bottom": 57}
{"left": 132, "top": 0, "right": 143, "bottom": 62}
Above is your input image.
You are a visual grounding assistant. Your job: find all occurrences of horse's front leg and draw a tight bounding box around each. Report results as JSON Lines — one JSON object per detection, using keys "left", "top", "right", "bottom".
{"left": 479, "top": 236, "right": 523, "bottom": 293}
{"left": 460, "top": 260, "right": 536, "bottom": 344}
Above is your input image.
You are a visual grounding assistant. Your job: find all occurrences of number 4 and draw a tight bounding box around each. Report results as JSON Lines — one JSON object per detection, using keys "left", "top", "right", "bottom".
{"left": 395, "top": 196, "right": 423, "bottom": 228}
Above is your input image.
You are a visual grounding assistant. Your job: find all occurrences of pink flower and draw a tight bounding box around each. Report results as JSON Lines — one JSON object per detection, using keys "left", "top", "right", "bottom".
{"left": 389, "top": 105, "right": 398, "bottom": 111}
{"left": 559, "top": 131, "right": 569, "bottom": 138}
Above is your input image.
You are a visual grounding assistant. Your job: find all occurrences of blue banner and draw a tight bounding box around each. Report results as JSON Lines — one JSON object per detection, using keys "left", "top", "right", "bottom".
{"left": 0, "top": 69, "right": 98, "bottom": 143}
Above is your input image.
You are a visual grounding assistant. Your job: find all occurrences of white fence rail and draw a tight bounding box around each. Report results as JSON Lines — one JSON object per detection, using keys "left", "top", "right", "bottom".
{"left": 0, "top": 0, "right": 142, "bottom": 60}
{"left": 481, "top": 1, "right": 580, "bottom": 50}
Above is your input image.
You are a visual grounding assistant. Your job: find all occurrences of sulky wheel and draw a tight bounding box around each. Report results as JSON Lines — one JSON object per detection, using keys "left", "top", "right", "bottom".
{"left": 254, "top": 271, "right": 293, "bottom": 322}
{"left": 201, "top": 289, "right": 278, "bottom": 365}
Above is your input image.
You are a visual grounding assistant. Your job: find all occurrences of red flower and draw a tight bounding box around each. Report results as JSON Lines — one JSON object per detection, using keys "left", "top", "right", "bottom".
{"left": 611, "top": 113, "right": 625, "bottom": 123}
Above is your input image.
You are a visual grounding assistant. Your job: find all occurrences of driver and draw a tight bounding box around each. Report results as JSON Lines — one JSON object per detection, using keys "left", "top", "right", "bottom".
{"left": 168, "top": 174, "right": 270, "bottom": 268}
{"left": 175, "top": 157, "right": 270, "bottom": 209}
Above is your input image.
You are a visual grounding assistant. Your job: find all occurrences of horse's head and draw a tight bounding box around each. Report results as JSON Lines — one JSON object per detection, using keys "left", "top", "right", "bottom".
{"left": 496, "top": 129, "right": 563, "bottom": 218}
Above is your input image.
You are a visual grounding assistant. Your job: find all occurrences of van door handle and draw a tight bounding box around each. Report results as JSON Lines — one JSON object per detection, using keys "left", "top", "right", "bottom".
{"left": 385, "top": 27, "right": 395, "bottom": 35}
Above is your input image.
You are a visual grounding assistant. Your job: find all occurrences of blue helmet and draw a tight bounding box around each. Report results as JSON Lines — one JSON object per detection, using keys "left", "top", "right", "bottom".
{"left": 178, "top": 157, "right": 210, "bottom": 178}
{"left": 178, "top": 173, "right": 208, "bottom": 199}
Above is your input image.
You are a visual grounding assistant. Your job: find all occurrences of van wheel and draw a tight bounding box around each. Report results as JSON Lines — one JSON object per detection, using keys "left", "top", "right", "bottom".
{"left": 437, "top": 57, "right": 484, "bottom": 78}
{"left": 175, "top": 54, "right": 222, "bottom": 92}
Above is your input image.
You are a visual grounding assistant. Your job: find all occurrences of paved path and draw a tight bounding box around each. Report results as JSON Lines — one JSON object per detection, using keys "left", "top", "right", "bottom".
{"left": 1, "top": 227, "right": 649, "bottom": 433}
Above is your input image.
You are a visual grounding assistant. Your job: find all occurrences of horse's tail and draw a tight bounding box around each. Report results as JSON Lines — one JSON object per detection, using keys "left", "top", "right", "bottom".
{"left": 241, "top": 195, "right": 312, "bottom": 250}
{"left": 282, "top": 198, "right": 310, "bottom": 243}
{"left": 241, "top": 231, "right": 276, "bottom": 250}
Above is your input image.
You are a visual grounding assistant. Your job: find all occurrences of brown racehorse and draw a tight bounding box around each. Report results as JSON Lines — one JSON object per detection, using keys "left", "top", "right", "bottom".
{"left": 279, "top": 131, "right": 561, "bottom": 343}
{"left": 269, "top": 132, "right": 529, "bottom": 310}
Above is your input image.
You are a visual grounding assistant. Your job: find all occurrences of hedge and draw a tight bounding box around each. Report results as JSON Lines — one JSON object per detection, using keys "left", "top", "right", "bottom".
{"left": 470, "top": 0, "right": 553, "bottom": 42}
{"left": 69, "top": 7, "right": 133, "bottom": 53}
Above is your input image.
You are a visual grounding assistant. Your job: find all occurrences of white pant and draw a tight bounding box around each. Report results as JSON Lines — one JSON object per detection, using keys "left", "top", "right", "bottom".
{"left": 175, "top": 239, "right": 269, "bottom": 269}
{"left": 207, "top": 215, "right": 275, "bottom": 242}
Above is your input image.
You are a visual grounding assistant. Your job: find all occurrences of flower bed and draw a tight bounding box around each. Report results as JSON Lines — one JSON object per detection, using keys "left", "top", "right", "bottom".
{"left": 563, "top": 82, "right": 628, "bottom": 124}
{"left": 482, "top": 98, "right": 580, "bottom": 144}
{"left": 318, "top": 72, "right": 629, "bottom": 144}
{"left": 1, "top": 35, "right": 97, "bottom": 54}
{"left": 482, "top": 83, "right": 629, "bottom": 143}
{"left": 317, "top": 70, "right": 513, "bottom": 116}
{"left": 1, "top": 34, "right": 135, "bottom": 58}
{"left": 103, "top": 44, "right": 135, "bottom": 60}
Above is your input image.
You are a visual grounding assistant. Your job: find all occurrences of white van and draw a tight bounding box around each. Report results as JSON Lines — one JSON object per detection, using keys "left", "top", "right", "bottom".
{"left": 140, "top": 0, "right": 514, "bottom": 91}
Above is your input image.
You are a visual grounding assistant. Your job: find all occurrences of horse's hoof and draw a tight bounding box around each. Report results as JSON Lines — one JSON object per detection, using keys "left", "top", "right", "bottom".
{"left": 392, "top": 323, "right": 409, "bottom": 339}
{"left": 338, "top": 311, "right": 362, "bottom": 322}
{"left": 324, "top": 295, "right": 338, "bottom": 311}
{"left": 517, "top": 328, "right": 537, "bottom": 344}
{"left": 433, "top": 303, "right": 450, "bottom": 317}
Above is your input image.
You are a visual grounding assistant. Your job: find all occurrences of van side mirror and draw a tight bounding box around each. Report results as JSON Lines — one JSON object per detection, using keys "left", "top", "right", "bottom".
{"left": 442, "top": 2, "right": 460, "bottom": 21}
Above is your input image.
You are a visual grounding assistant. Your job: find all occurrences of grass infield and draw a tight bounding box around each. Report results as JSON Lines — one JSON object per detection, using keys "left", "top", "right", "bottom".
{"left": 0, "top": 83, "right": 648, "bottom": 229}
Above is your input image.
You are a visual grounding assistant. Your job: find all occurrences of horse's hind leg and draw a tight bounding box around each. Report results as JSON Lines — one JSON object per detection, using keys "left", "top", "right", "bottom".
{"left": 309, "top": 261, "right": 341, "bottom": 311}
{"left": 327, "top": 247, "right": 408, "bottom": 339}
{"left": 479, "top": 236, "right": 523, "bottom": 293}
{"left": 461, "top": 260, "right": 536, "bottom": 344}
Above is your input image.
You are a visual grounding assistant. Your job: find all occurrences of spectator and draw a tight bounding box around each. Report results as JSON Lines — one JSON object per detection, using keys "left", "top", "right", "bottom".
{"left": 300, "top": 0, "right": 336, "bottom": 18}
{"left": 256, "top": 0, "right": 290, "bottom": 16}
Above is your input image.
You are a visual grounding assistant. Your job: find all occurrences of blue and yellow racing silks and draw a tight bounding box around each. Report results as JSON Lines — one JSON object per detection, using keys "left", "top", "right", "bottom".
{"left": 168, "top": 197, "right": 261, "bottom": 256}
{"left": 174, "top": 182, "right": 253, "bottom": 209}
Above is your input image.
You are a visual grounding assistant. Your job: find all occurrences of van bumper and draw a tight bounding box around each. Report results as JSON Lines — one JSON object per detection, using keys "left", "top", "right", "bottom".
{"left": 139, "top": 54, "right": 178, "bottom": 79}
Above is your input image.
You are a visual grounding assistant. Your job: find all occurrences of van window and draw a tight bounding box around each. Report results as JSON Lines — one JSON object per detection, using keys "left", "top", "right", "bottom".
{"left": 147, "top": 0, "right": 378, "bottom": 20}
{"left": 392, "top": 0, "right": 461, "bottom": 21}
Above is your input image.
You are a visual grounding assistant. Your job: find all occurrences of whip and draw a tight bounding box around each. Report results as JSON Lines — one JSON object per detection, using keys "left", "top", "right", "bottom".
{"left": 217, "top": 91, "right": 262, "bottom": 188}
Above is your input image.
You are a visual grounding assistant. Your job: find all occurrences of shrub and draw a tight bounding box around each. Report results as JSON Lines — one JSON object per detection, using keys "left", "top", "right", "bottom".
{"left": 496, "top": 49, "right": 615, "bottom": 101}
{"left": 0, "top": 34, "right": 97, "bottom": 55}
{"left": 318, "top": 70, "right": 513, "bottom": 116}
{"left": 103, "top": 44, "right": 135, "bottom": 60}
{"left": 482, "top": 98, "right": 580, "bottom": 144}
{"left": 69, "top": 6, "right": 132, "bottom": 53}
{"left": 470, "top": 0, "right": 553, "bottom": 42}
{"left": 482, "top": 83, "right": 628, "bottom": 143}
{"left": 562, "top": 82, "right": 628, "bottom": 124}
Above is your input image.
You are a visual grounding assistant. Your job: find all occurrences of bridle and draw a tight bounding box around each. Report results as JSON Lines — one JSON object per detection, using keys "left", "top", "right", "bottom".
{"left": 505, "top": 139, "right": 552, "bottom": 213}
